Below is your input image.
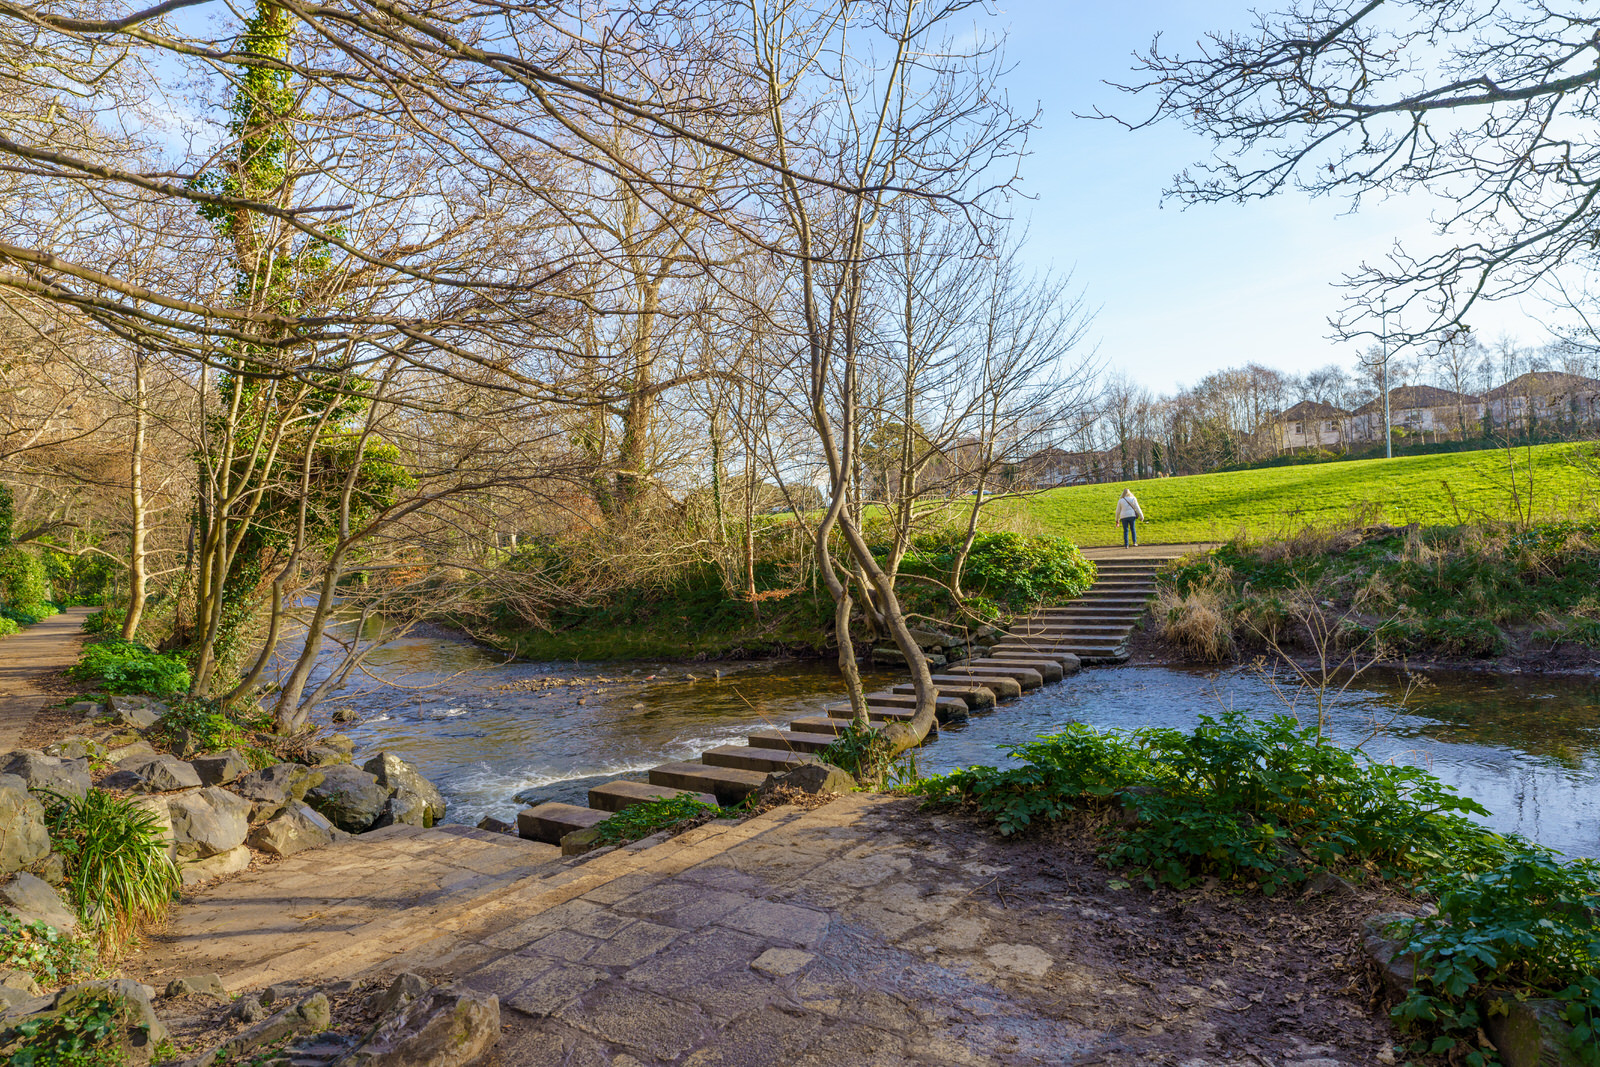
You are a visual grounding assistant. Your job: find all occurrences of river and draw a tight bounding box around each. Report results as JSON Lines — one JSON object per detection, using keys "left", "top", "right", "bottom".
{"left": 300, "top": 628, "right": 1600, "bottom": 859}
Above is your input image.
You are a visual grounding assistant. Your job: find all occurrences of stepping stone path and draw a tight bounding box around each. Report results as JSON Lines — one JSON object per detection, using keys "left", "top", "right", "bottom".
{"left": 518, "top": 556, "right": 1169, "bottom": 846}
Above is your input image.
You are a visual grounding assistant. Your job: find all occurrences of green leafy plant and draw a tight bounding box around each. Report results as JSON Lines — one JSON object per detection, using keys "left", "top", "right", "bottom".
{"left": 819, "top": 720, "right": 893, "bottom": 787}
{"left": 0, "top": 546, "right": 50, "bottom": 624}
{"left": 147, "top": 699, "right": 275, "bottom": 764}
{"left": 0, "top": 618, "right": 17, "bottom": 639}
{"left": 0, "top": 914, "right": 95, "bottom": 988}
{"left": 44, "top": 790, "right": 180, "bottom": 951}
{"left": 3, "top": 988, "right": 130, "bottom": 1067}
{"left": 66, "top": 641, "right": 189, "bottom": 698}
{"left": 78, "top": 609, "right": 124, "bottom": 637}
{"left": 591, "top": 792, "right": 732, "bottom": 846}
{"left": 1391, "top": 850, "right": 1600, "bottom": 1066}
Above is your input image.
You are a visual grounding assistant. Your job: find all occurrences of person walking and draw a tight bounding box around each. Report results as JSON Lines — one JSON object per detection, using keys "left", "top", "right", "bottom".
{"left": 1115, "top": 487, "right": 1144, "bottom": 548}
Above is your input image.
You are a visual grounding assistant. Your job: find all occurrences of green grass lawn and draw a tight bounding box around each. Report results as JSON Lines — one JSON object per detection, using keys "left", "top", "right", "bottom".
{"left": 1001, "top": 442, "right": 1599, "bottom": 547}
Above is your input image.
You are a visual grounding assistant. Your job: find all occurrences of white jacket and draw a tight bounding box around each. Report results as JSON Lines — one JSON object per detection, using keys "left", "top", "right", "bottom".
{"left": 1115, "top": 494, "right": 1144, "bottom": 521}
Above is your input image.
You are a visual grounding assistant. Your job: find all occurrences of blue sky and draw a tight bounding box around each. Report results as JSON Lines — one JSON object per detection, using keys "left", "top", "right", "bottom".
{"left": 993, "top": 1, "right": 1548, "bottom": 391}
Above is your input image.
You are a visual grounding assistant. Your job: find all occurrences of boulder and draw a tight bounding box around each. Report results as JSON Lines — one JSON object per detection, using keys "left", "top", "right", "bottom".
{"left": 229, "top": 993, "right": 269, "bottom": 1024}
{"left": 65, "top": 701, "right": 101, "bottom": 718}
{"left": 0, "top": 784, "right": 50, "bottom": 876}
{"left": 110, "top": 754, "right": 202, "bottom": 793}
{"left": 164, "top": 974, "right": 228, "bottom": 1002}
{"left": 345, "top": 984, "right": 499, "bottom": 1067}
{"left": 371, "top": 790, "right": 426, "bottom": 830}
{"left": 1362, "top": 912, "right": 1419, "bottom": 1001}
{"left": 0, "top": 873, "right": 76, "bottom": 934}
{"left": 105, "top": 740, "right": 158, "bottom": 765}
{"left": 362, "top": 753, "right": 447, "bottom": 827}
{"left": 199, "top": 993, "right": 330, "bottom": 1065}
{"left": 870, "top": 646, "right": 946, "bottom": 669}
{"left": 758, "top": 759, "right": 857, "bottom": 797}
{"left": 303, "top": 764, "right": 388, "bottom": 832}
{"left": 0, "top": 979, "right": 169, "bottom": 1065}
{"left": 1482, "top": 994, "right": 1584, "bottom": 1067}
{"left": 476, "top": 817, "right": 514, "bottom": 835}
{"left": 107, "top": 693, "right": 162, "bottom": 730}
{"left": 35, "top": 853, "right": 66, "bottom": 887}
{"left": 304, "top": 745, "right": 351, "bottom": 766}
{"left": 234, "top": 763, "right": 322, "bottom": 822}
{"left": 0, "top": 751, "right": 90, "bottom": 801}
{"left": 180, "top": 845, "right": 250, "bottom": 886}
{"left": 247, "top": 801, "right": 336, "bottom": 858}
{"left": 366, "top": 972, "right": 429, "bottom": 1017}
{"left": 190, "top": 749, "right": 250, "bottom": 787}
{"left": 167, "top": 787, "right": 251, "bottom": 859}
{"left": 42, "top": 738, "right": 101, "bottom": 762}
{"left": 907, "top": 628, "right": 952, "bottom": 651}
{"left": 127, "top": 795, "right": 175, "bottom": 862}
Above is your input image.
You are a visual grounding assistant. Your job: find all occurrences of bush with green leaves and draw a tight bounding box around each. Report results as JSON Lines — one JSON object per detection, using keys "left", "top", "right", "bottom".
{"left": 0, "top": 618, "right": 17, "bottom": 639}
{"left": 2, "top": 987, "right": 130, "bottom": 1067}
{"left": 1391, "top": 850, "right": 1600, "bottom": 1066}
{"left": 0, "top": 913, "right": 95, "bottom": 989}
{"left": 65, "top": 640, "right": 189, "bottom": 698}
{"left": 591, "top": 792, "right": 733, "bottom": 847}
{"left": 0, "top": 546, "right": 49, "bottom": 622}
{"left": 44, "top": 789, "right": 180, "bottom": 950}
{"left": 78, "top": 608, "right": 124, "bottom": 637}
{"left": 819, "top": 720, "right": 892, "bottom": 786}
{"left": 147, "top": 698, "right": 274, "bottom": 764}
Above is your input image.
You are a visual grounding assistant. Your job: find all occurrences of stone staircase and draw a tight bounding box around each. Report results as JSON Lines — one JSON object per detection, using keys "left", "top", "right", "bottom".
{"left": 517, "top": 555, "right": 1167, "bottom": 846}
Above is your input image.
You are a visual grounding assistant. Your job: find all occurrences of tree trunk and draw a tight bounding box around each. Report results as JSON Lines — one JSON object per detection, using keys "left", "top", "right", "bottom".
{"left": 121, "top": 356, "right": 148, "bottom": 641}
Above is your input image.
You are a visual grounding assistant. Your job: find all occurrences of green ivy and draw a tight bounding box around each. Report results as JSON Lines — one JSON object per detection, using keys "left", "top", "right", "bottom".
{"left": 0, "top": 914, "right": 95, "bottom": 989}
{"left": 3, "top": 988, "right": 127, "bottom": 1067}
{"left": 591, "top": 792, "right": 734, "bottom": 847}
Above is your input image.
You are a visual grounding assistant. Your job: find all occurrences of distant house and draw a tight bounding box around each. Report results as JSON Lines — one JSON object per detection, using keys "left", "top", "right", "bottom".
{"left": 1350, "top": 385, "right": 1481, "bottom": 442}
{"left": 1482, "top": 372, "right": 1600, "bottom": 431}
{"left": 1016, "top": 446, "right": 1093, "bottom": 488}
{"left": 1275, "top": 400, "right": 1351, "bottom": 450}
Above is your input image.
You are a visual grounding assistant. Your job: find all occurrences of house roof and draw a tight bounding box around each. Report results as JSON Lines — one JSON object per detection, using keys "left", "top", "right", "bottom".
{"left": 1352, "top": 384, "right": 1479, "bottom": 415}
{"left": 1482, "top": 371, "right": 1600, "bottom": 401}
{"left": 1280, "top": 400, "right": 1350, "bottom": 421}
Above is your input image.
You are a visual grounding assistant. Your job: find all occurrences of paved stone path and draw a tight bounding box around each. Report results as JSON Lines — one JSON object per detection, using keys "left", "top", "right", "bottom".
{"left": 133, "top": 795, "right": 1389, "bottom": 1066}
{"left": 1078, "top": 542, "right": 1215, "bottom": 561}
{"left": 0, "top": 607, "right": 93, "bottom": 750}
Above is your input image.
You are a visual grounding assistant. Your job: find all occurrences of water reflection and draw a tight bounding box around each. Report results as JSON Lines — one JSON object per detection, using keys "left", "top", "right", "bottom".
{"left": 298, "top": 623, "right": 1600, "bottom": 858}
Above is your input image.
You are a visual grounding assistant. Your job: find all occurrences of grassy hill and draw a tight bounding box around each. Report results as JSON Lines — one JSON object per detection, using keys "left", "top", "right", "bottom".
{"left": 1001, "top": 442, "right": 1599, "bottom": 547}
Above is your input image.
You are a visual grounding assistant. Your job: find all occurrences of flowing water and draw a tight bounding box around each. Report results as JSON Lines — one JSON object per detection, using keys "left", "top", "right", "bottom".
{"left": 301, "top": 625, "right": 1600, "bottom": 858}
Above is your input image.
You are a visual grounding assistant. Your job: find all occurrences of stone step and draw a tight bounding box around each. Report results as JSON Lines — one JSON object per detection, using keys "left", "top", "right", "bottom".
{"left": 701, "top": 745, "right": 812, "bottom": 774}
{"left": 1015, "top": 621, "right": 1129, "bottom": 633}
{"left": 860, "top": 691, "right": 973, "bottom": 718}
{"left": 747, "top": 729, "right": 839, "bottom": 754}
{"left": 517, "top": 802, "right": 609, "bottom": 845}
{"left": 970, "top": 656, "right": 1064, "bottom": 682}
{"left": 789, "top": 715, "right": 886, "bottom": 736}
{"left": 1031, "top": 606, "right": 1146, "bottom": 616}
{"left": 890, "top": 681, "right": 1001, "bottom": 707}
{"left": 938, "top": 665, "right": 1043, "bottom": 691}
{"left": 985, "top": 645, "right": 1083, "bottom": 668}
{"left": 1017, "top": 625, "right": 1135, "bottom": 638}
{"left": 820, "top": 702, "right": 913, "bottom": 722}
{"left": 587, "top": 781, "right": 720, "bottom": 814}
{"left": 648, "top": 761, "right": 768, "bottom": 803}
{"left": 930, "top": 673, "right": 1021, "bottom": 699}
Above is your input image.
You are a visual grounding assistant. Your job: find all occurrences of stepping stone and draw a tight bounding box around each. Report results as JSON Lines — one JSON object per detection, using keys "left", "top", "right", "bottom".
{"left": 890, "top": 681, "right": 1000, "bottom": 707}
{"left": 746, "top": 730, "right": 840, "bottom": 754}
{"left": 940, "top": 665, "right": 1042, "bottom": 691}
{"left": 588, "top": 781, "right": 719, "bottom": 814}
{"left": 986, "top": 647, "right": 1082, "bottom": 673}
{"left": 821, "top": 698, "right": 968, "bottom": 724}
{"left": 701, "top": 745, "right": 812, "bottom": 773}
{"left": 857, "top": 692, "right": 972, "bottom": 717}
{"left": 517, "top": 802, "right": 608, "bottom": 845}
{"left": 972, "top": 656, "right": 1063, "bottom": 683}
{"left": 821, "top": 703, "right": 912, "bottom": 722}
{"left": 789, "top": 716, "right": 886, "bottom": 737}
{"left": 649, "top": 762, "right": 767, "bottom": 803}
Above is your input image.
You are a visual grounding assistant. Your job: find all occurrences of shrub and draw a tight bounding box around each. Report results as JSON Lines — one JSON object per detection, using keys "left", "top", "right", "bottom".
{"left": 0, "top": 913, "right": 95, "bottom": 989}
{"left": 147, "top": 699, "right": 274, "bottom": 764}
{"left": 0, "top": 618, "right": 17, "bottom": 639}
{"left": 79, "top": 608, "right": 124, "bottom": 637}
{"left": 1154, "top": 584, "right": 1234, "bottom": 662}
{"left": 819, "top": 720, "right": 892, "bottom": 786}
{"left": 1391, "top": 850, "right": 1600, "bottom": 1066}
{"left": 0, "top": 546, "right": 49, "bottom": 617}
{"left": 65, "top": 640, "right": 189, "bottom": 698}
{"left": 44, "top": 789, "right": 180, "bottom": 950}
{"left": 960, "top": 532, "right": 1096, "bottom": 607}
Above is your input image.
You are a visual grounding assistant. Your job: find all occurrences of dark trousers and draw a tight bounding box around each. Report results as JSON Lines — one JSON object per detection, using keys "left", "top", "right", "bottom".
{"left": 1121, "top": 517, "right": 1138, "bottom": 547}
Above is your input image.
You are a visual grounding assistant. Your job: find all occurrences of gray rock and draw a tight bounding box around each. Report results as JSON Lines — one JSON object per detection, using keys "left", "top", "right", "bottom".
{"left": 247, "top": 801, "right": 336, "bottom": 858}
{"left": 1058, "top": 652, "right": 1082, "bottom": 674}
{"left": 303, "top": 764, "right": 388, "bottom": 832}
{"left": 107, "top": 693, "right": 161, "bottom": 730}
{"left": 234, "top": 763, "right": 322, "bottom": 822}
{"left": 0, "top": 984, "right": 34, "bottom": 1016}
{"left": 65, "top": 701, "right": 100, "bottom": 717}
{"left": 42, "top": 737, "right": 101, "bottom": 761}
{"left": 115, "top": 754, "right": 202, "bottom": 793}
{"left": 168, "top": 787, "right": 251, "bottom": 859}
{"left": 190, "top": 749, "right": 250, "bottom": 787}
{"left": 363, "top": 753, "right": 447, "bottom": 827}
{"left": 346, "top": 984, "right": 499, "bottom": 1067}
{"left": 0, "top": 751, "right": 90, "bottom": 801}
{"left": 180, "top": 845, "right": 250, "bottom": 886}
{"left": 35, "top": 853, "right": 66, "bottom": 887}
{"left": 0, "top": 784, "right": 50, "bottom": 876}
{"left": 126, "top": 795, "right": 175, "bottom": 863}
{"left": 105, "top": 740, "right": 158, "bottom": 765}
{"left": 304, "top": 744, "right": 350, "bottom": 766}
{"left": 324, "top": 733, "right": 356, "bottom": 755}
{"left": 229, "top": 993, "right": 269, "bottom": 1023}
{"left": 164, "top": 974, "right": 228, "bottom": 1001}
{"left": 0, "top": 873, "right": 76, "bottom": 934}
{"left": 475, "top": 816, "right": 514, "bottom": 835}
{"left": 331, "top": 706, "right": 358, "bottom": 724}
{"left": 907, "top": 628, "right": 953, "bottom": 650}
{"left": 1363, "top": 912, "right": 1419, "bottom": 1000}
{"left": 1482, "top": 995, "right": 1583, "bottom": 1067}
{"left": 870, "top": 646, "right": 946, "bottom": 668}
{"left": 758, "top": 759, "right": 857, "bottom": 796}
{"left": 0, "top": 979, "right": 169, "bottom": 1065}
{"left": 200, "top": 993, "right": 330, "bottom": 1065}
{"left": 366, "top": 972, "right": 429, "bottom": 1018}
{"left": 371, "top": 790, "right": 426, "bottom": 830}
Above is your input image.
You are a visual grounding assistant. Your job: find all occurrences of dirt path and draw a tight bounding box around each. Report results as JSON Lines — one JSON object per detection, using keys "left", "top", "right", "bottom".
{"left": 0, "top": 607, "right": 94, "bottom": 750}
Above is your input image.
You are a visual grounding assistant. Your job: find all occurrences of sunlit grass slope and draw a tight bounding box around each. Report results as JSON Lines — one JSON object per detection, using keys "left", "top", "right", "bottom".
{"left": 1002, "top": 442, "right": 1598, "bottom": 547}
